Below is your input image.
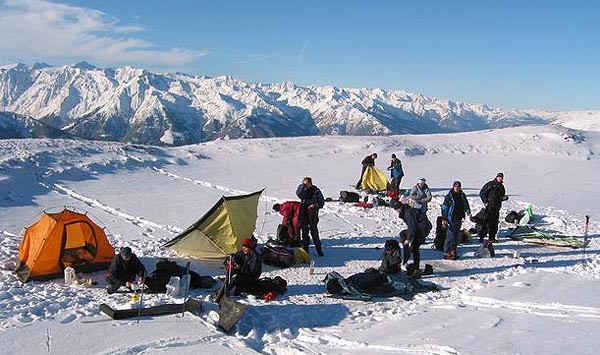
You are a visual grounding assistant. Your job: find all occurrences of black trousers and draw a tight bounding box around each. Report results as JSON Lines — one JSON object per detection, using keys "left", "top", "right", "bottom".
{"left": 301, "top": 208, "right": 321, "bottom": 252}
{"left": 480, "top": 208, "right": 500, "bottom": 241}
{"left": 356, "top": 165, "right": 368, "bottom": 188}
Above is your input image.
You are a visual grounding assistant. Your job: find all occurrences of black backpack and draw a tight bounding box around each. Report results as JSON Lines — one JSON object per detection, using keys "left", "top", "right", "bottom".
{"left": 314, "top": 189, "right": 325, "bottom": 209}
{"left": 433, "top": 216, "right": 446, "bottom": 251}
{"left": 339, "top": 190, "right": 360, "bottom": 203}
{"left": 261, "top": 243, "right": 294, "bottom": 268}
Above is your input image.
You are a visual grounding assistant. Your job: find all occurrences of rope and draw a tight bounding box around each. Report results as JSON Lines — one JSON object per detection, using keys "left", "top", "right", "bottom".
{"left": 257, "top": 189, "right": 269, "bottom": 237}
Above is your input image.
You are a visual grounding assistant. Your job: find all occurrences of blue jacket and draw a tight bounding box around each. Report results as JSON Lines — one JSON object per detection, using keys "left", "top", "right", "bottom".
{"left": 388, "top": 159, "right": 404, "bottom": 179}
{"left": 441, "top": 189, "right": 471, "bottom": 225}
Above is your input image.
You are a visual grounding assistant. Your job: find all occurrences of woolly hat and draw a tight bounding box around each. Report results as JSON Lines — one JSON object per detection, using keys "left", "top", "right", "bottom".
{"left": 120, "top": 246, "right": 132, "bottom": 258}
{"left": 496, "top": 172, "right": 504, "bottom": 178}
{"left": 242, "top": 238, "right": 254, "bottom": 248}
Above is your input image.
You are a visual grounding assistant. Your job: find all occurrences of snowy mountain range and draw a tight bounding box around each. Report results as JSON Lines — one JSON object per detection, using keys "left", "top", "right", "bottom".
{"left": 0, "top": 62, "right": 592, "bottom": 145}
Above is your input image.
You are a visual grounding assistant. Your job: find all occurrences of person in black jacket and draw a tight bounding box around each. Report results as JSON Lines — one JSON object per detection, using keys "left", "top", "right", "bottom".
{"left": 106, "top": 246, "right": 145, "bottom": 294}
{"left": 397, "top": 198, "right": 432, "bottom": 278}
{"left": 296, "top": 176, "right": 325, "bottom": 256}
{"left": 479, "top": 173, "right": 508, "bottom": 243}
{"left": 441, "top": 181, "right": 472, "bottom": 260}
{"left": 229, "top": 238, "right": 262, "bottom": 295}
{"left": 355, "top": 153, "right": 377, "bottom": 189}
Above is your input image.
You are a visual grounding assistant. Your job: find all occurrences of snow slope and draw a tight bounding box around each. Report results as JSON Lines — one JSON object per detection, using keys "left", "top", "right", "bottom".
{"left": 0, "top": 124, "right": 599, "bottom": 354}
{"left": 0, "top": 63, "right": 548, "bottom": 145}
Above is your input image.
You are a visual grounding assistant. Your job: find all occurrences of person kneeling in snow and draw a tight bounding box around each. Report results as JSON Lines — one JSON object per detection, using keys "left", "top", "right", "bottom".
{"left": 106, "top": 246, "right": 145, "bottom": 294}
{"left": 228, "top": 238, "right": 262, "bottom": 295}
{"left": 273, "top": 201, "right": 303, "bottom": 246}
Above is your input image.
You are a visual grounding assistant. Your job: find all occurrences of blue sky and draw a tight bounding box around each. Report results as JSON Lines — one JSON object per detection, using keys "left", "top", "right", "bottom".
{"left": 0, "top": 0, "right": 598, "bottom": 110}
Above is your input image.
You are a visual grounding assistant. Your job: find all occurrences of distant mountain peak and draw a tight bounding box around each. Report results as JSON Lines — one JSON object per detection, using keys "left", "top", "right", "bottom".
{"left": 0, "top": 61, "right": 553, "bottom": 146}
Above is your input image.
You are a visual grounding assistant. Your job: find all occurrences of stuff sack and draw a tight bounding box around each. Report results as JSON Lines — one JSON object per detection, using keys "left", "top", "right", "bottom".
{"left": 433, "top": 216, "right": 446, "bottom": 250}
{"left": 339, "top": 191, "right": 360, "bottom": 203}
{"left": 261, "top": 243, "right": 295, "bottom": 268}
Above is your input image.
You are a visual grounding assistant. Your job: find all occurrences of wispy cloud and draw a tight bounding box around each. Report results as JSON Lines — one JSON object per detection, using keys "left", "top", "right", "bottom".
{"left": 0, "top": 0, "right": 208, "bottom": 68}
{"left": 298, "top": 39, "right": 310, "bottom": 63}
{"left": 237, "top": 53, "right": 271, "bottom": 64}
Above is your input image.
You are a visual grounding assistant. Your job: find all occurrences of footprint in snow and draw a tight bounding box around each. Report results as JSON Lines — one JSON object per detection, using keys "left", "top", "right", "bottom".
{"left": 60, "top": 313, "right": 77, "bottom": 324}
{"left": 511, "top": 282, "right": 531, "bottom": 287}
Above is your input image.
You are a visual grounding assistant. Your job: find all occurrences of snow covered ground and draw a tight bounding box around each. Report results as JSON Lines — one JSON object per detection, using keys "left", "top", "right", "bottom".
{"left": 0, "top": 124, "right": 599, "bottom": 354}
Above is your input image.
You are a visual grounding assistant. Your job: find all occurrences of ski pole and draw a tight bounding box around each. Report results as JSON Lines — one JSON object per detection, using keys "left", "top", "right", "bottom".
{"left": 136, "top": 271, "right": 146, "bottom": 324}
{"left": 583, "top": 215, "right": 590, "bottom": 260}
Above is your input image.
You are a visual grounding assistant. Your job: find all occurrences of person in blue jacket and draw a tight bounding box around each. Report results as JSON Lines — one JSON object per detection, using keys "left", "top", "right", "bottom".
{"left": 441, "top": 181, "right": 472, "bottom": 260}
{"left": 387, "top": 154, "right": 404, "bottom": 192}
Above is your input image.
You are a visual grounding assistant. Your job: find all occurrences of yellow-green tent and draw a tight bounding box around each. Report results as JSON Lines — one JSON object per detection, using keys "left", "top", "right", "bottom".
{"left": 361, "top": 166, "right": 388, "bottom": 191}
{"left": 163, "top": 190, "right": 263, "bottom": 259}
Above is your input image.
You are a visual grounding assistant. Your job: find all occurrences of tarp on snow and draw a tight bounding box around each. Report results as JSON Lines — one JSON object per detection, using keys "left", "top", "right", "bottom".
{"left": 360, "top": 166, "right": 388, "bottom": 192}
{"left": 507, "top": 225, "right": 589, "bottom": 248}
{"left": 324, "top": 271, "right": 438, "bottom": 301}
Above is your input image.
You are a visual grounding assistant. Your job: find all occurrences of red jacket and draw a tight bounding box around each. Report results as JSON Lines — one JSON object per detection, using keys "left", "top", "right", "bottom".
{"left": 279, "top": 201, "right": 302, "bottom": 237}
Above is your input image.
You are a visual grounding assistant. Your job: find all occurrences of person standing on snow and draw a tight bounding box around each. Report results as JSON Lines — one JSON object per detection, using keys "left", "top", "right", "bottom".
{"left": 397, "top": 196, "right": 432, "bottom": 279}
{"left": 387, "top": 154, "right": 404, "bottom": 193}
{"left": 405, "top": 177, "right": 432, "bottom": 213}
{"left": 441, "top": 181, "right": 472, "bottom": 260}
{"left": 296, "top": 177, "right": 325, "bottom": 256}
{"left": 356, "top": 153, "right": 378, "bottom": 189}
{"left": 479, "top": 172, "right": 508, "bottom": 243}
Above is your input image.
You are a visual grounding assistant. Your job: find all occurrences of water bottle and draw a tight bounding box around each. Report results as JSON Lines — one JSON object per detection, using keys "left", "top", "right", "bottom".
{"left": 309, "top": 259, "right": 315, "bottom": 275}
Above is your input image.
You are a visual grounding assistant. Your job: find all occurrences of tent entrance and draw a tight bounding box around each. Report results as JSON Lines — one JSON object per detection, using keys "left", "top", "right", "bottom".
{"left": 61, "top": 221, "right": 97, "bottom": 268}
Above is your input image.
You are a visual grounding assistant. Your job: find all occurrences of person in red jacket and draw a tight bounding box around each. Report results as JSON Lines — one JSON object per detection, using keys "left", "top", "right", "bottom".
{"left": 273, "top": 201, "right": 303, "bottom": 245}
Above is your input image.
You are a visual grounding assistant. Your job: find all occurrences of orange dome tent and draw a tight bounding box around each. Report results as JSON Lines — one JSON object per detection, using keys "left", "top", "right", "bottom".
{"left": 15, "top": 208, "right": 115, "bottom": 283}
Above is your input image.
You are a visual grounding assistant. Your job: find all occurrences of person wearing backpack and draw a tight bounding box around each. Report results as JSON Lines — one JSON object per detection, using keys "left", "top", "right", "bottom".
{"left": 387, "top": 154, "right": 404, "bottom": 193}
{"left": 296, "top": 176, "right": 325, "bottom": 256}
{"left": 441, "top": 181, "right": 471, "bottom": 260}
{"left": 355, "top": 153, "right": 377, "bottom": 189}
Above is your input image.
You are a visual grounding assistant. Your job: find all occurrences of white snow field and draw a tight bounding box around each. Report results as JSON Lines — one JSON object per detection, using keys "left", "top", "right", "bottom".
{"left": 0, "top": 124, "right": 599, "bottom": 354}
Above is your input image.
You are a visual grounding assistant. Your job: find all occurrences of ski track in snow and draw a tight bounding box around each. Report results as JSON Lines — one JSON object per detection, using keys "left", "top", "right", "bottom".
{"left": 459, "top": 295, "right": 600, "bottom": 319}
{"left": 40, "top": 182, "right": 183, "bottom": 235}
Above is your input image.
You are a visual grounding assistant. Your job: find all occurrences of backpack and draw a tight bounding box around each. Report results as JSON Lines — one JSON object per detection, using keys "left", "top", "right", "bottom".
{"left": 339, "top": 190, "right": 360, "bottom": 203}
{"left": 505, "top": 210, "right": 525, "bottom": 224}
{"left": 261, "top": 242, "right": 295, "bottom": 268}
{"left": 433, "top": 216, "right": 446, "bottom": 251}
{"left": 314, "top": 189, "right": 325, "bottom": 209}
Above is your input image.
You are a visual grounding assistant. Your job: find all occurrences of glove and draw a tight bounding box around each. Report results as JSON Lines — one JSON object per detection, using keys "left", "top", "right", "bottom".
{"left": 502, "top": 196, "right": 509, "bottom": 201}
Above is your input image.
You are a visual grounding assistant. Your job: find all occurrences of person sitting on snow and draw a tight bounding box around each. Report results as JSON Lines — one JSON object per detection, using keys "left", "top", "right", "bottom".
{"left": 106, "top": 246, "right": 145, "bottom": 294}
{"left": 228, "top": 238, "right": 262, "bottom": 295}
